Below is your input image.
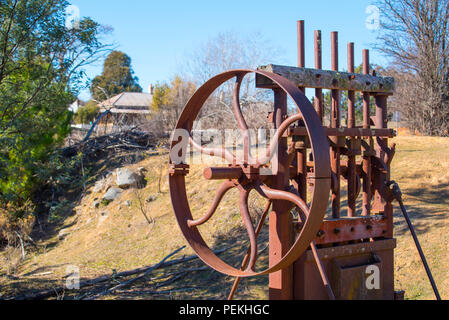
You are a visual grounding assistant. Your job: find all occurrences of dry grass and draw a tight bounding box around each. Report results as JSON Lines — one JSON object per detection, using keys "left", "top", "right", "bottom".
{"left": 390, "top": 136, "right": 449, "bottom": 300}
{"left": 0, "top": 136, "right": 448, "bottom": 300}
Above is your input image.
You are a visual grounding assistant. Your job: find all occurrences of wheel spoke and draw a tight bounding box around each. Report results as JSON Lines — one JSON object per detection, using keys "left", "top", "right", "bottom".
{"left": 233, "top": 74, "right": 253, "bottom": 165}
{"left": 228, "top": 200, "right": 272, "bottom": 300}
{"left": 238, "top": 187, "right": 258, "bottom": 272}
{"left": 188, "top": 180, "right": 236, "bottom": 228}
{"left": 255, "top": 183, "right": 310, "bottom": 217}
{"left": 257, "top": 113, "right": 303, "bottom": 168}
{"left": 189, "top": 136, "right": 236, "bottom": 164}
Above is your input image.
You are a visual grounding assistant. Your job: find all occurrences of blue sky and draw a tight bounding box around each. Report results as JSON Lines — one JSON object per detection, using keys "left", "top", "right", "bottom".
{"left": 70, "top": 0, "right": 387, "bottom": 100}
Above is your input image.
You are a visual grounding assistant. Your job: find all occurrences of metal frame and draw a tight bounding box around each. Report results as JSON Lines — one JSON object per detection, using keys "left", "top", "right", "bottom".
{"left": 169, "top": 20, "right": 400, "bottom": 300}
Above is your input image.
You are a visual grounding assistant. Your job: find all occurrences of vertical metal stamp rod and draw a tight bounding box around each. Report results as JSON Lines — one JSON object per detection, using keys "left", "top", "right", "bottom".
{"left": 314, "top": 30, "right": 324, "bottom": 122}
{"left": 297, "top": 20, "right": 307, "bottom": 202}
{"left": 347, "top": 42, "right": 356, "bottom": 217}
{"left": 362, "top": 49, "right": 372, "bottom": 216}
{"left": 331, "top": 31, "right": 341, "bottom": 219}
{"left": 297, "top": 20, "right": 306, "bottom": 94}
{"left": 375, "top": 94, "right": 394, "bottom": 237}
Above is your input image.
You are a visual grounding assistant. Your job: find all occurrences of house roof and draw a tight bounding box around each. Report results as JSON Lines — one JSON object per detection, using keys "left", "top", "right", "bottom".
{"left": 99, "top": 92, "right": 153, "bottom": 111}
{"left": 100, "top": 92, "right": 153, "bottom": 109}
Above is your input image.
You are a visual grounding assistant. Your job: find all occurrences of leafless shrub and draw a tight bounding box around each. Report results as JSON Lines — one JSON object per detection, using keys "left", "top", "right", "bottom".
{"left": 182, "top": 32, "right": 282, "bottom": 131}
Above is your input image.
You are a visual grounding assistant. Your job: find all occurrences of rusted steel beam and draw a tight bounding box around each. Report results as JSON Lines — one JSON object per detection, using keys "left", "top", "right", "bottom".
{"left": 330, "top": 32, "right": 341, "bottom": 219}
{"left": 362, "top": 50, "right": 372, "bottom": 217}
{"left": 347, "top": 42, "right": 357, "bottom": 218}
{"left": 292, "top": 160, "right": 363, "bottom": 178}
{"left": 295, "top": 216, "right": 389, "bottom": 245}
{"left": 269, "top": 88, "right": 293, "bottom": 300}
{"left": 291, "top": 162, "right": 362, "bottom": 180}
{"left": 373, "top": 94, "right": 394, "bottom": 238}
{"left": 289, "top": 127, "right": 396, "bottom": 138}
{"left": 256, "top": 64, "right": 395, "bottom": 94}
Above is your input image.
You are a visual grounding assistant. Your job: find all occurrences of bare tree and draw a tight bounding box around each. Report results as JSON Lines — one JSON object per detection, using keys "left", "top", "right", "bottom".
{"left": 183, "top": 32, "right": 283, "bottom": 131}
{"left": 149, "top": 76, "right": 197, "bottom": 135}
{"left": 377, "top": 0, "right": 449, "bottom": 136}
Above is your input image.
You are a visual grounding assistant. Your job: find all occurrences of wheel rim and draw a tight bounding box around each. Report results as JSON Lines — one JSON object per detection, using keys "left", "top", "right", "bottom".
{"left": 169, "top": 69, "right": 331, "bottom": 277}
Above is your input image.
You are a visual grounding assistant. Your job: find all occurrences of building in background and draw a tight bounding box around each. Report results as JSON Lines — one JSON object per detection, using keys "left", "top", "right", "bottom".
{"left": 98, "top": 92, "right": 153, "bottom": 128}
{"left": 69, "top": 99, "right": 86, "bottom": 113}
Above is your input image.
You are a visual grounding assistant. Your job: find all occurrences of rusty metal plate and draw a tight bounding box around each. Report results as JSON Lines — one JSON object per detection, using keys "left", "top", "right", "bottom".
{"left": 313, "top": 216, "right": 388, "bottom": 245}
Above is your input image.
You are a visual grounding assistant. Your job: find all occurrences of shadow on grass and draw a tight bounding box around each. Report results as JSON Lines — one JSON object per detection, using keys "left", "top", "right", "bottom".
{"left": 100, "top": 223, "right": 270, "bottom": 301}
{"left": 2, "top": 223, "right": 270, "bottom": 301}
{"left": 328, "top": 181, "right": 448, "bottom": 238}
{"left": 392, "top": 182, "right": 449, "bottom": 237}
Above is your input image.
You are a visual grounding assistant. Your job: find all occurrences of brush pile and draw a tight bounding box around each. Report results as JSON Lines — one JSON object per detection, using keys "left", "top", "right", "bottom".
{"left": 62, "top": 129, "right": 165, "bottom": 160}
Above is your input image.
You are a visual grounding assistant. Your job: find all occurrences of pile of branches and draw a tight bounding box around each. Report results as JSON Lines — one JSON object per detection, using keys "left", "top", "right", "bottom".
{"left": 62, "top": 129, "right": 165, "bottom": 160}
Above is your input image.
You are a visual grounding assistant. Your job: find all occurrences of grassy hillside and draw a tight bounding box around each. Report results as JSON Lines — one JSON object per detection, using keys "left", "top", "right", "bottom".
{"left": 0, "top": 136, "right": 448, "bottom": 300}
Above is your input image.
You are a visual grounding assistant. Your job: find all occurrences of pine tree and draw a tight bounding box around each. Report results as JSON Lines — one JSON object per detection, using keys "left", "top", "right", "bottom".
{"left": 90, "top": 51, "right": 142, "bottom": 101}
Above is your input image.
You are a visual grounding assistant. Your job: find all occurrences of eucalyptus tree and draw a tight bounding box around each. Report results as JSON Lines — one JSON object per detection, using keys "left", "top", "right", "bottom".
{"left": 0, "top": 0, "right": 111, "bottom": 215}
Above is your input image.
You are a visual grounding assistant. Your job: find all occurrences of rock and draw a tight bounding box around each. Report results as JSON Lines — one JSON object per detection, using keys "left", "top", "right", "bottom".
{"left": 123, "top": 200, "right": 131, "bottom": 207}
{"left": 102, "top": 187, "right": 123, "bottom": 203}
{"left": 94, "top": 174, "right": 114, "bottom": 193}
{"left": 98, "top": 211, "right": 109, "bottom": 225}
{"left": 93, "top": 180, "right": 106, "bottom": 193}
{"left": 116, "top": 168, "right": 143, "bottom": 189}
{"left": 58, "top": 229, "right": 71, "bottom": 240}
{"left": 92, "top": 199, "right": 101, "bottom": 209}
{"left": 146, "top": 194, "right": 159, "bottom": 203}
{"left": 137, "top": 167, "right": 148, "bottom": 175}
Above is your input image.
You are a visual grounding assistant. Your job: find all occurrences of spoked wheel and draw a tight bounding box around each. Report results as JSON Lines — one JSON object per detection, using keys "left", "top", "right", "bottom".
{"left": 169, "top": 69, "right": 331, "bottom": 277}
